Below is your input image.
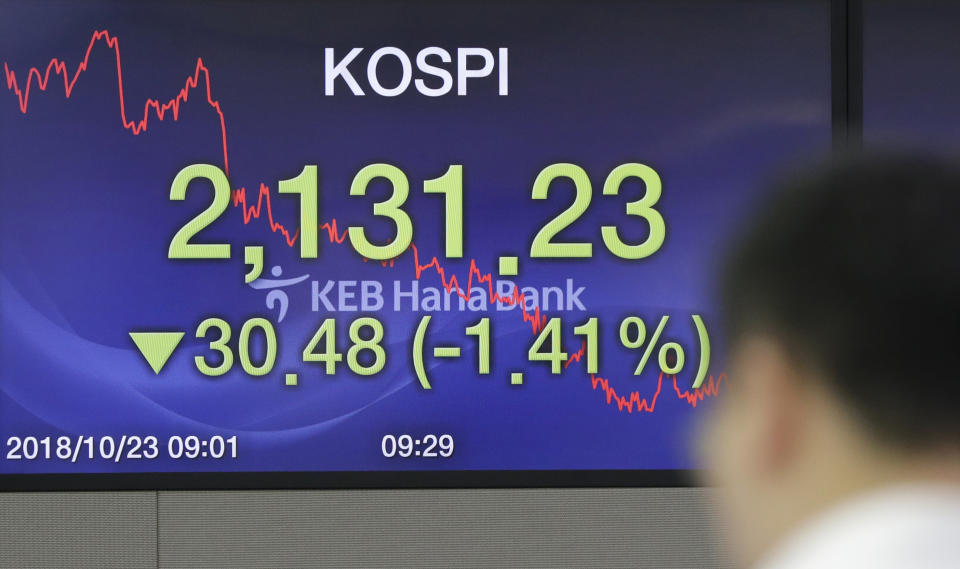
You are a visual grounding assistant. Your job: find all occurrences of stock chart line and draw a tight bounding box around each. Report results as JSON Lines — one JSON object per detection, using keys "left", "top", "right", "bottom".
{"left": 3, "top": 30, "right": 231, "bottom": 175}
{"left": 564, "top": 341, "right": 726, "bottom": 412}
{"left": 2, "top": 29, "right": 723, "bottom": 413}
{"left": 589, "top": 372, "right": 727, "bottom": 414}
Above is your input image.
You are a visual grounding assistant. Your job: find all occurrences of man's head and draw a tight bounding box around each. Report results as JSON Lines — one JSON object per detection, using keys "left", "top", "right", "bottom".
{"left": 701, "top": 154, "right": 960, "bottom": 564}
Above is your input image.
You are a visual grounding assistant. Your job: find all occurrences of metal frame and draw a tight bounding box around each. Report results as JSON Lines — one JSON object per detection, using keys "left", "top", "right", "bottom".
{"left": 833, "top": 0, "right": 863, "bottom": 148}
{"left": 0, "top": 469, "right": 697, "bottom": 491}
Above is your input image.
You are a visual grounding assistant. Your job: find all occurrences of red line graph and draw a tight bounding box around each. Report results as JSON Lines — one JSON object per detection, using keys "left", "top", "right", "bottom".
{"left": 564, "top": 341, "right": 726, "bottom": 413}
{"left": 410, "top": 245, "right": 548, "bottom": 334}
{"left": 3, "top": 29, "right": 724, "bottom": 412}
{"left": 231, "top": 184, "right": 300, "bottom": 247}
{"left": 589, "top": 372, "right": 726, "bottom": 414}
{"left": 3, "top": 30, "right": 231, "bottom": 175}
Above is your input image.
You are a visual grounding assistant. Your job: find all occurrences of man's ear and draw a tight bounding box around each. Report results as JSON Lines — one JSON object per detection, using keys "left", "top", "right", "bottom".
{"left": 736, "top": 336, "right": 806, "bottom": 476}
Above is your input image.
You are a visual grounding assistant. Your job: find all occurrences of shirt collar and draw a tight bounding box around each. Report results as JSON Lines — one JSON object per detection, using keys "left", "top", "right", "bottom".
{"left": 754, "top": 484, "right": 960, "bottom": 569}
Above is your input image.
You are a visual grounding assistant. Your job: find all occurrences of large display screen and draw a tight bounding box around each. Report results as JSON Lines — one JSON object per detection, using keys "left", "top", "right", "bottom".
{"left": 0, "top": 1, "right": 829, "bottom": 486}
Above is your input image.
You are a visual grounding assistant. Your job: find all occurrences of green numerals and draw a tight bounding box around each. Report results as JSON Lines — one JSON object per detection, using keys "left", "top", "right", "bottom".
{"left": 464, "top": 317, "right": 491, "bottom": 374}
{"left": 601, "top": 163, "right": 665, "bottom": 259}
{"left": 572, "top": 317, "right": 599, "bottom": 374}
{"left": 278, "top": 165, "right": 319, "bottom": 258}
{"left": 530, "top": 164, "right": 593, "bottom": 258}
{"left": 195, "top": 317, "right": 277, "bottom": 377}
{"left": 301, "top": 317, "right": 386, "bottom": 376}
{"left": 167, "top": 160, "right": 663, "bottom": 268}
{"left": 528, "top": 317, "right": 599, "bottom": 374}
{"left": 302, "top": 318, "right": 342, "bottom": 374}
{"left": 195, "top": 317, "right": 389, "bottom": 379}
{"left": 168, "top": 164, "right": 232, "bottom": 259}
{"left": 529, "top": 162, "right": 665, "bottom": 260}
{"left": 347, "top": 317, "right": 386, "bottom": 376}
{"left": 168, "top": 163, "right": 465, "bottom": 263}
{"left": 347, "top": 164, "right": 413, "bottom": 260}
{"left": 528, "top": 318, "right": 568, "bottom": 374}
{"left": 237, "top": 318, "right": 277, "bottom": 376}
{"left": 423, "top": 165, "right": 464, "bottom": 258}
{"left": 195, "top": 318, "right": 233, "bottom": 376}
{"left": 349, "top": 164, "right": 464, "bottom": 260}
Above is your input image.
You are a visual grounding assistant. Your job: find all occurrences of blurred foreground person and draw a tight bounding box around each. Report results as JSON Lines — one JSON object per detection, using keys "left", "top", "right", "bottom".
{"left": 702, "top": 155, "right": 960, "bottom": 569}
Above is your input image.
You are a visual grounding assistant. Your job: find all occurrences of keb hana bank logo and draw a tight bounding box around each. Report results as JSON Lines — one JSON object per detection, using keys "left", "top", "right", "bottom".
{"left": 309, "top": 279, "right": 586, "bottom": 313}
{"left": 250, "top": 266, "right": 586, "bottom": 319}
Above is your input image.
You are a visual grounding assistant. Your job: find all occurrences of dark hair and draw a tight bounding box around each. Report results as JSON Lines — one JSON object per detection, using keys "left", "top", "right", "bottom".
{"left": 721, "top": 153, "right": 960, "bottom": 449}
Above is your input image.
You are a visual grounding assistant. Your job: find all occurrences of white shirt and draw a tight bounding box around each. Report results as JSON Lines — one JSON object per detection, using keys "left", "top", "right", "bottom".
{"left": 755, "top": 484, "right": 960, "bottom": 569}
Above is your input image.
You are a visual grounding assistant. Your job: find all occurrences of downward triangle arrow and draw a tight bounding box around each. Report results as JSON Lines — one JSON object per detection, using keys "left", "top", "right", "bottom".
{"left": 129, "top": 331, "right": 184, "bottom": 374}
